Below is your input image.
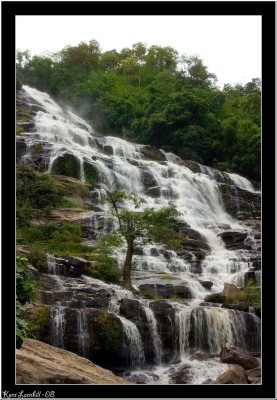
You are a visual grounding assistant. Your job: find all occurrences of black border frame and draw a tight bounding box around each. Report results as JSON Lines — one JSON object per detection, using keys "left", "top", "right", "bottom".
{"left": 2, "top": 1, "right": 275, "bottom": 398}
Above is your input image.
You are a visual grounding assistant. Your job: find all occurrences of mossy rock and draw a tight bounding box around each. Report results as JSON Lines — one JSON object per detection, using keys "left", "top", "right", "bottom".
{"left": 51, "top": 154, "right": 80, "bottom": 179}
{"left": 94, "top": 312, "right": 122, "bottom": 351}
{"left": 204, "top": 292, "right": 226, "bottom": 303}
{"left": 83, "top": 161, "right": 99, "bottom": 183}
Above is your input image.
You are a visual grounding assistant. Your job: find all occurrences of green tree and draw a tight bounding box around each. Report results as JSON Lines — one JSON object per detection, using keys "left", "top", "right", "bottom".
{"left": 104, "top": 190, "right": 182, "bottom": 290}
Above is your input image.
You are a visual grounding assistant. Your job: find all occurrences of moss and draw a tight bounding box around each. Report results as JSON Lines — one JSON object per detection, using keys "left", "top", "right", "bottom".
{"left": 83, "top": 161, "right": 99, "bottom": 183}
{"left": 51, "top": 154, "right": 80, "bottom": 179}
{"left": 204, "top": 292, "right": 226, "bottom": 303}
{"left": 32, "top": 143, "right": 42, "bottom": 154}
{"left": 94, "top": 312, "right": 121, "bottom": 351}
{"left": 16, "top": 125, "right": 24, "bottom": 135}
{"left": 139, "top": 288, "right": 163, "bottom": 300}
{"left": 160, "top": 274, "right": 174, "bottom": 280}
{"left": 26, "top": 305, "right": 49, "bottom": 339}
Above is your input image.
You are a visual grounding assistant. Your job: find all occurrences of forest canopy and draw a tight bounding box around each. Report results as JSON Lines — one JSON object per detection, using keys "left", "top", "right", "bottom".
{"left": 16, "top": 40, "right": 261, "bottom": 181}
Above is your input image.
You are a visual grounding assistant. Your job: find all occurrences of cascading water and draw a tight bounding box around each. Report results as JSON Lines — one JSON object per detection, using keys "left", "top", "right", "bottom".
{"left": 18, "top": 86, "right": 261, "bottom": 384}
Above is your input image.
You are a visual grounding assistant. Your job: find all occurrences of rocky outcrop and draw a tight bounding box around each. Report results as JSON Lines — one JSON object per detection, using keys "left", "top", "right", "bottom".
{"left": 139, "top": 282, "right": 192, "bottom": 299}
{"left": 16, "top": 338, "right": 129, "bottom": 384}
{"left": 246, "top": 366, "right": 261, "bottom": 384}
{"left": 214, "top": 365, "right": 249, "bottom": 384}
{"left": 218, "top": 230, "right": 249, "bottom": 250}
{"left": 150, "top": 301, "right": 177, "bottom": 363}
{"left": 220, "top": 346, "right": 259, "bottom": 369}
{"left": 169, "top": 364, "right": 191, "bottom": 384}
{"left": 218, "top": 183, "right": 261, "bottom": 220}
{"left": 139, "top": 145, "right": 167, "bottom": 161}
{"left": 56, "top": 256, "right": 91, "bottom": 277}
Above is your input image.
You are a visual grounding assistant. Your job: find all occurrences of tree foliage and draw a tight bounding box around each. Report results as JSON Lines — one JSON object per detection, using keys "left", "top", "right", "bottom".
{"left": 17, "top": 41, "right": 261, "bottom": 181}
{"left": 103, "top": 190, "right": 182, "bottom": 290}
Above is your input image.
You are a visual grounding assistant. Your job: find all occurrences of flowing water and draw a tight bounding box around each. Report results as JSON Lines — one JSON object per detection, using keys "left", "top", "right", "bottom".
{"left": 18, "top": 86, "right": 261, "bottom": 384}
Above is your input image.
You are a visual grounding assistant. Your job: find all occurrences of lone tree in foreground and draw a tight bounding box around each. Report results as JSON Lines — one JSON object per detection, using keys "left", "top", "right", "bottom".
{"left": 103, "top": 190, "right": 182, "bottom": 291}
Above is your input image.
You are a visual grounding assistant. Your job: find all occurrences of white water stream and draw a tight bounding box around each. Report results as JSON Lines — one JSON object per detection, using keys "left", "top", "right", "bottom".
{"left": 19, "top": 86, "right": 261, "bottom": 384}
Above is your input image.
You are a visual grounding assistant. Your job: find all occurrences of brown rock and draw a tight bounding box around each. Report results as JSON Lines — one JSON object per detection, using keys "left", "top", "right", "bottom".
{"left": 247, "top": 366, "right": 261, "bottom": 383}
{"left": 214, "top": 365, "right": 249, "bottom": 384}
{"left": 220, "top": 346, "right": 259, "bottom": 370}
{"left": 16, "top": 338, "right": 130, "bottom": 384}
{"left": 222, "top": 283, "right": 240, "bottom": 297}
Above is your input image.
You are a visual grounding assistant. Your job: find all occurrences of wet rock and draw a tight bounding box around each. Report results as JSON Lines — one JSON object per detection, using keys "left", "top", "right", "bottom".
{"left": 139, "top": 283, "right": 191, "bottom": 299}
{"left": 204, "top": 293, "right": 226, "bottom": 303}
{"left": 133, "top": 246, "right": 144, "bottom": 256}
{"left": 199, "top": 280, "right": 213, "bottom": 290}
{"left": 220, "top": 346, "right": 259, "bottom": 369}
{"left": 139, "top": 145, "right": 167, "bottom": 161}
{"left": 146, "top": 186, "right": 161, "bottom": 197}
{"left": 150, "top": 247, "right": 160, "bottom": 257}
{"left": 141, "top": 170, "right": 158, "bottom": 187}
{"left": 179, "top": 160, "right": 201, "bottom": 173}
{"left": 17, "top": 121, "right": 35, "bottom": 131}
{"left": 150, "top": 301, "right": 177, "bottom": 362}
{"left": 214, "top": 365, "right": 249, "bottom": 384}
{"left": 221, "top": 303, "right": 249, "bottom": 313}
{"left": 169, "top": 364, "right": 191, "bottom": 384}
{"left": 218, "top": 230, "right": 249, "bottom": 250}
{"left": 246, "top": 366, "right": 261, "bottom": 383}
{"left": 190, "top": 351, "right": 209, "bottom": 361}
{"left": 16, "top": 139, "right": 27, "bottom": 161}
{"left": 57, "top": 256, "right": 90, "bottom": 277}
{"left": 102, "top": 145, "right": 114, "bottom": 155}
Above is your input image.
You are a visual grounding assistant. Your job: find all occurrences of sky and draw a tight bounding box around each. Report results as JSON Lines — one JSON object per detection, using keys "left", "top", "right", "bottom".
{"left": 16, "top": 15, "right": 261, "bottom": 87}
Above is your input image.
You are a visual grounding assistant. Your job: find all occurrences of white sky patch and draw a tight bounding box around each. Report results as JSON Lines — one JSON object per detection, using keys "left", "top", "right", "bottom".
{"left": 16, "top": 15, "right": 261, "bottom": 87}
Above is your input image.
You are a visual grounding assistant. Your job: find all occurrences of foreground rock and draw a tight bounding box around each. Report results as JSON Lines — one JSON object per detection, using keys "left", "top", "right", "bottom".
{"left": 214, "top": 365, "right": 249, "bottom": 384}
{"left": 220, "top": 346, "right": 259, "bottom": 370}
{"left": 16, "top": 338, "right": 130, "bottom": 384}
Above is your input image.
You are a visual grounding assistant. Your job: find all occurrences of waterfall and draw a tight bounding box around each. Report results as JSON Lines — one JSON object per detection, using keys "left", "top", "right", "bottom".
{"left": 18, "top": 86, "right": 261, "bottom": 384}
{"left": 50, "top": 302, "right": 66, "bottom": 348}
{"left": 47, "top": 254, "right": 57, "bottom": 275}
{"left": 117, "top": 315, "right": 146, "bottom": 367}
{"left": 77, "top": 310, "right": 90, "bottom": 357}
{"left": 142, "top": 304, "right": 163, "bottom": 364}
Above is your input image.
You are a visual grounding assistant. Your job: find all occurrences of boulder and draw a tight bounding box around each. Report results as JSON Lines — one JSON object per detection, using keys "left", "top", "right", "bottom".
{"left": 218, "top": 230, "right": 249, "bottom": 250}
{"left": 222, "top": 283, "right": 240, "bottom": 297}
{"left": 102, "top": 145, "right": 114, "bottom": 156}
{"left": 221, "top": 303, "right": 249, "bottom": 313}
{"left": 56, "top": 256, "right": 90, "bottom": 277}
{"left": 246, "top": 366, "right": 261, "bottom": 383}
{"left": 190, "top": 351, "right": 209, "bottom": 361}
{"left": 139, "top": 145, "right": 167, "bottom": 161}
{"left": 169, "top": 364, "right": 191, "bottom": 384}
{"left": 150, "top": 301, "right": 177, "bottom": 362}
{"left": 139, "top": 283, "right": 191, "bottom": 299}
{"left": 220, "top": 346, "right": 259, "bottom": 369}
{"left": 214, "top": 365, "right": 249, "bottom": 384}
{"left": 199, "top": 281, "right": 213, "bottom": 290}
{"left": 16, "top": 338, "right": 129, "bottom": 384}
{"left": 179, "top": 160, "right": 201, "bottom": 173}
{"left": 141, "top": 170, "right": 158, "bottom": 187}
{"left": 146, "top": 186, "right": 161, "bottom": 197}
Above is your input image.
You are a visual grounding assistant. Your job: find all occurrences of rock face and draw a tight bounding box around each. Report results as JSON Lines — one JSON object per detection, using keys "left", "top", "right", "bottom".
{"left": 220, "top": 346, "right": 259, "bottom": 370}
{"left": 218, "top": 230, "right": 249, "bottom": 250}
{"left": 169, "top": 364, "right": 191, "bottom": 384}
{"left": 139, "top": 145, "right": 167, "bottom": 161}
{"left": 16, "top": 338, "right": 129, "bottom": 384}
{"left": 214, "top": 365, "right": 249, "bottom": 384}
{"left": 55, "top": 256, "right": 91, "bottom": 277}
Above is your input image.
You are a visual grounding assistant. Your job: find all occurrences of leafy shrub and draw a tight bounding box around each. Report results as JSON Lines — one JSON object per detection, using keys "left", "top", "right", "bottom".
{"left": 16, "top": 207, "right": 33, "bottom": 228}
{"left": 27, "top": 247, "right": 47, "bottom": 270}
{"left": 16, "top": 256, "right": 37, "bottom": 336}
{"left": 17, "top": 165, "right": 64, "bottom": 211}
{"left": 94, "top": 312, "right": 121, "bottom": 351}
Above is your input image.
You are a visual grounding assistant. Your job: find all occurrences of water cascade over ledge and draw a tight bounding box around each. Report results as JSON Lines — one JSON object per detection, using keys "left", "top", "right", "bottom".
{"left": 17, "top": 86, "right": 261, "bottom": 384}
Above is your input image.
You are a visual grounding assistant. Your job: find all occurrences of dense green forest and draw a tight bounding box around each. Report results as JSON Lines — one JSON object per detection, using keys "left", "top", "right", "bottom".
{"left": 16, "top": 40, "right": 261, "bottom": 181}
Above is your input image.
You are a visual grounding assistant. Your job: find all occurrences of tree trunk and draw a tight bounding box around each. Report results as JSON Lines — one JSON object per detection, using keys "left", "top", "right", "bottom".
{"left": 123, "top": 237, "right": 134, "bottom": 290}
